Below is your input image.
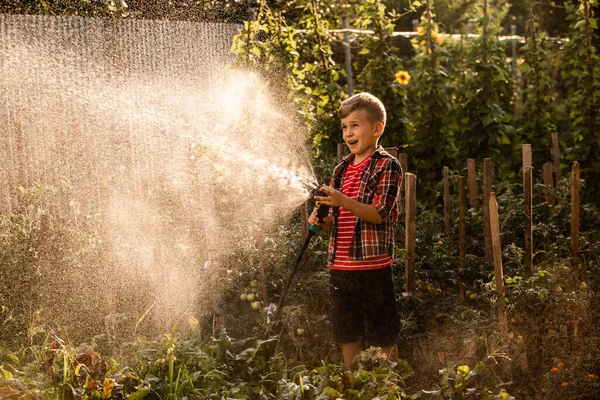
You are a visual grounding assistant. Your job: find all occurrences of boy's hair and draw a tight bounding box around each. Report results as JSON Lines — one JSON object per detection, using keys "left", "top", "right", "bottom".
{"left": 338, "top": 92, "right": 386, "bottom": 128}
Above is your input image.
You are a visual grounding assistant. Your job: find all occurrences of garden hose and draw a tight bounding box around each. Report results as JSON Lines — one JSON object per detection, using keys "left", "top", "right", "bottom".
{"left": 272, "top": 194, "right": 330, "bottom": 322}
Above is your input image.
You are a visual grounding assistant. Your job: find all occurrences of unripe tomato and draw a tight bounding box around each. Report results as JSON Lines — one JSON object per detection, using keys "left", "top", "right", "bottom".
{"left": 296, "top": 328, "right": 305, "bottom": 336}
{"left": 579, "top": 281, "right": 589, "bottom": 291}
{"left": 240, "top": 293, "right": 248, "bottom": 301}
{"left": 251, "top": 301, "right": 261, "bottom": 310}
{"left": 247, "top": 293, "right": 256, "bottom": 302}
{"left": 513, "top": 335, "right": 524, "bottom": 345}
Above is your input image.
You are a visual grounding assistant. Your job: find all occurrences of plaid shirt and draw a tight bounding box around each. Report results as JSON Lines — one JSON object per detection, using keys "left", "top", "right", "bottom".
{"left": 327, "top": 146, "right": 403, "bottom": 266}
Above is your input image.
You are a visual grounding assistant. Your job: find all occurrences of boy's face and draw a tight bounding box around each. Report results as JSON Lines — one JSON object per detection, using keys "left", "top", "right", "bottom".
{"left": 341, "top": 109, "right": 383, "bottom": 161}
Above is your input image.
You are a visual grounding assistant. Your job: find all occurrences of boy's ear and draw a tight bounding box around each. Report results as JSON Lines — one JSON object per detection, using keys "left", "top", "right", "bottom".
{"left": 374, "top": 122, "right": 385, "bottom": 137}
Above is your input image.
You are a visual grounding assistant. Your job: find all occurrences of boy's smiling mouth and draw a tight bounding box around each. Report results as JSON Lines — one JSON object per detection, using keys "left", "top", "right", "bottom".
{"left": 347, "top": 140, "right": 358, "bottom": 145}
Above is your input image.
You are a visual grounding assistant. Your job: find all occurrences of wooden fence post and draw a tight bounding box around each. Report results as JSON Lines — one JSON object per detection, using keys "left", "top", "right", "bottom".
{"left": 523, "top": 144, "right": 533, "bottom": 276}
{"left": 458, "top": 176, "right": 466, "bottom": 301}
{"left": 543, "top": 162, "right": 555, "bottom": 208}
{"left": 571, "top": 161, "right": 580, "bottom": 284}
{"left": 524, "top": 166, "right": 533, "bottom": 277}
{"left": 405, "top": 173, "right": 417, "bottom": 295}
{"left": 552, "top": 133, "right": 561, "bottom": 183}
{"left": 384, "top": 147, "right": 398, "bottom": 159}
{"left": 483, "top": 158, "right": 494, "bottom": 261}
{"left": 443, "top": 166, "right": 450, "bottom": 233}
{"left": 489, "top": 192, "right": 512, "bottom": 381}
{"left": 571, "top": 161, "right": 580, "bottom": 339}
{"left": 467, "top": 158, "right": 479, "bottom": 210}
{"left": 399, "top": 153, "right": 408, "bottom": 199}
{"left": 337, "top": 143, "right": 349, "bottom": 158}
{"left": 522, "top": 144, "right": 532, "bottom": 173}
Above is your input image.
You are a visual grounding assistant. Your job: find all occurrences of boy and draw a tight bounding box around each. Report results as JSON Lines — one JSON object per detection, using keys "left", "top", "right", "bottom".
{"left": 309, "top": 92, "right": 402, "bottom": 371}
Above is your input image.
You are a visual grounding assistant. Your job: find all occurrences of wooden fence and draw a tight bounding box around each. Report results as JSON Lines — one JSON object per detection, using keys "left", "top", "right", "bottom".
{"left": 398, "top": 135, "right": 581, "bottom": 381}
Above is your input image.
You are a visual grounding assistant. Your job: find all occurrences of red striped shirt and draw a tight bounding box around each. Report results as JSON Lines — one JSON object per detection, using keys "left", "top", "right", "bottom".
{"left": 331, "top": 155, "right": 393, "bottom": 270}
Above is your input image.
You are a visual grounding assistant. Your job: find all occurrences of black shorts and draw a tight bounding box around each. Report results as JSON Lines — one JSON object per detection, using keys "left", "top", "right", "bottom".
{"left": 330, "top": 266, "right": 400, "bottom": 346}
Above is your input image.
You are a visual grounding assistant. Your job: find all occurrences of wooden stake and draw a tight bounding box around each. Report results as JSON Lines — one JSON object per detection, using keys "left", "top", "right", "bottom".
{"left": 399, "top": 153, "right": 408, "bottom": 199}
{"left": 458, "top": 176, "right": 466, "bottom": 301}
{"left": 337, "top": 143, "right": 349, "bottom": 158}
{"left": 552, "top": 133, "right": 561, "bottom": 183}
{"left": 522, "top": 146, "right": 533, "bottom": 276}
{"left": 384, "top": 147, "right": 398, "bottom": 159}
{"left": 489, "top": 192, "right": 512, "bottom": 380}
{"left": 405, "top": 173, "right": 417, "bottom": 295}
{"left": 399, "top": 153, "right": 408, "bottom": 174}
{"left": 524, "top": 166, "right": 533, "bottom": 276}
{"left": 467, "top": 158, "right": 479, "bottom": 210}
{"left": 443, "top": 166, "right": 450, "bottom": 233}
{"left": 543, "top": 162, "right": 555, "bottom": 207}
{"left": 571, "top": 161, "right": 580, "bottom": 284}
{"left": 483, "top": 158, "right": 494, "bottom": 261}
{"left": 522, "top": 144, "right": 532, "bottom": 174}
{"left": 570, "top": 161, "right": 581, "bottom": 340}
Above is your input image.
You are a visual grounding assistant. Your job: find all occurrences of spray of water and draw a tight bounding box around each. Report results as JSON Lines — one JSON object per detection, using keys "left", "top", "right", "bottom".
{"left": 0, "top": 14, "right": 318, "bottom": 337}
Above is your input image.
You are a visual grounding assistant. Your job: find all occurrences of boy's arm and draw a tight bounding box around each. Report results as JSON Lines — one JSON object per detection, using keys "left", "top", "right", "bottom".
{"left": 314, "top": 159, "right": 402, "bottom": 224}
{"left": 369, "top": 158, "right": 402, "bottom": 222}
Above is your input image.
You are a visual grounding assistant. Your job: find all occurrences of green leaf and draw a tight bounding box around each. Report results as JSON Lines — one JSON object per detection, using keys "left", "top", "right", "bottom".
{"left": 127, "top": 388, "right": 150, "bottom": 399}
{"left": 1, "top": 367, "right": 13, "bottom": 380}
{"left": 482, "top": 114, "right": 493, "bottom": 127}
{"left": 457, "top": 365, "right": 470, "bottom": 375}
{"left": 497, "top": 135, "right": 511, "bottom": 145}
{"left": 359, "top": 47, "right": 370, "bottom": 55}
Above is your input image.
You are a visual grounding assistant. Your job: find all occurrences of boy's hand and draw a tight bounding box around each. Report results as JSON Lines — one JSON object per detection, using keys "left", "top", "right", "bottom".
{"left": 308, "top": 207, "right": 333, "bottom": 232}
{"left": 315, "top": 185, "right": 383, "bottom": 224}
{"left": 313, "top": 185, "right": 348, "bottom": 209}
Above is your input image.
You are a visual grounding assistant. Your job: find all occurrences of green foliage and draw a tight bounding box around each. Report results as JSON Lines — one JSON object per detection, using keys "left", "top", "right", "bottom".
{"left": 354, "top": 0, "right": 408, "bottom": 148}
{"left": 232, "top": 0, "right": 344, "bottom": 158}
{"left": 0, "top": 184, "right": 107, "bottom": 346}
{"left": 406, "top": 0, "right": 458, "bottom": 201}
{"left": 0, "top": 0, "right": 128, "bottom": 18}
{"left": 0, "top": 0, "right": 259, "bottom": 22}
{"left": 420, "top": 363, "right": 514, "bottom": 399}
{"left": 561, "top": 0, "right": 600, "bottom": 201}
{"left": 517, "top": 1, "right": 558, "bottom": 169}
{"left": 0, "top": 328, "right": 520, "bottom": 399}
{"left": 454, "top": 4, "right": 516, "bottom": 181}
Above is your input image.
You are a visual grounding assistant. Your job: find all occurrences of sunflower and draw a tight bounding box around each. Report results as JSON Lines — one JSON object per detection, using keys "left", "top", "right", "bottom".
{"left": 395, "top": 70, "right": 411, "bottom": 85}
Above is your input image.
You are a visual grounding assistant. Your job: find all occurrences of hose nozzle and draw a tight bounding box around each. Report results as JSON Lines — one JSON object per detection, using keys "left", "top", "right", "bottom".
{"left": 309, "top": 188, "right": 331, "bottom": 232}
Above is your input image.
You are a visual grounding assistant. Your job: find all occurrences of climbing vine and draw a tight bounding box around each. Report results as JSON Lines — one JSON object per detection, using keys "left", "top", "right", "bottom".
{"left": 454, "top": 0, "right": 516, "bottom": 180}
{"left": 353, "top": 0, "right": 408, "bottom": 148}
{"left": 561, "top": 0, "right": 600, "bottom": 199}
{"left": 406, "top": 0, "right": 458, "bottom": 201}
{"left": 517, "top": 0, "right": 557, "bottom": 169}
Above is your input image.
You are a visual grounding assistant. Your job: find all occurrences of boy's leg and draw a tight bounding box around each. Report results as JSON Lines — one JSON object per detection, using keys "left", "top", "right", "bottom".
{"left": 331, "top": 270, "right": 364, "bottom": 369}
{"left": 363, "top": 267, "right": 401, "bottom": 359}
{"left": 340, "top": 338, "right": 363, "bottom": 370}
